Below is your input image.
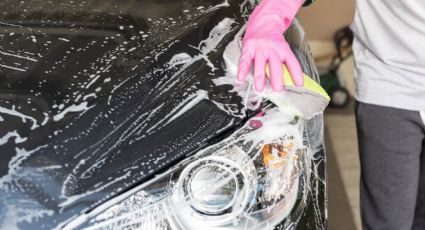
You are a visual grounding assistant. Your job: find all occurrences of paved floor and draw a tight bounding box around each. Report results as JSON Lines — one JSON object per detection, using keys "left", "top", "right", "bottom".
{"left": 325, "top": 102, "right": 361, "bottom": 229}
{"left": 326, "top": 128, "right": 357, "bottom": 230}
{"left": 309, "top": 39, "right": 361, "bottom": 229}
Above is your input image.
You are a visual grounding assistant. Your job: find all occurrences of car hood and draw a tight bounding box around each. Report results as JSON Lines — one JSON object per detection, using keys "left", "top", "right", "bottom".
{"left": 0, "top": 0, "right": 259, "bottom": 228}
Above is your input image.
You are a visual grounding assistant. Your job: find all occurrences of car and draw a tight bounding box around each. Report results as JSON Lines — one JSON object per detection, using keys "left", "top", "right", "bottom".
{"left": 0, "top": 0, "right": 326, "bottom": 229}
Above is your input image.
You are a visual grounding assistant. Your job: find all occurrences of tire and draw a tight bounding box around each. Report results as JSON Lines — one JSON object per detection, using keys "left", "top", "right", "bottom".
{"left": 329, "top": 87, "right": 350, "bottom": 108}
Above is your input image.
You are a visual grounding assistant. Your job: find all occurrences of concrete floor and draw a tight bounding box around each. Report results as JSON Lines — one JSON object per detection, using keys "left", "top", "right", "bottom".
{"left": 325, "top": 102, "right": 361, "bottom": 229}
{"left": 307, "top": 39, "right": 362, "bottom": 229}
{"left": 309, "top": 40, "right": 361, "bottom": 229}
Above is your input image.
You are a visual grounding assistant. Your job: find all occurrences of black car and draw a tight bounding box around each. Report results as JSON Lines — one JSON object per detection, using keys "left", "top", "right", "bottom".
{"left": 0, "top": 0, "right": 326, "bottom": 229}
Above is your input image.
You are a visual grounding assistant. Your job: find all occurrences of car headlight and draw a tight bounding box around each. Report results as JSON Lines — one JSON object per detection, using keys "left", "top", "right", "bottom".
{"left": 69, "top": 108, "right": 308, "bottom": 230}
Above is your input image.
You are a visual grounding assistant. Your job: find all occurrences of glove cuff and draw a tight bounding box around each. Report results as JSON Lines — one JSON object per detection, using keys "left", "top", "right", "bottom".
{"left": 249, "top": 0, "right": 303, "bottom": 31}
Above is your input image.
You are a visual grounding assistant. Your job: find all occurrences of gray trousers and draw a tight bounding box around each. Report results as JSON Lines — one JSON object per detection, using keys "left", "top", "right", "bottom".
{"left": 355, "top": 102, "right": 425, "bottom": 230}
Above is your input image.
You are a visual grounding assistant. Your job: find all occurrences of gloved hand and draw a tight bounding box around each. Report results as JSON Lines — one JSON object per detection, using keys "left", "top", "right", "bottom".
{"left": 238, "top": 0, "right": 304, "bottom": 92}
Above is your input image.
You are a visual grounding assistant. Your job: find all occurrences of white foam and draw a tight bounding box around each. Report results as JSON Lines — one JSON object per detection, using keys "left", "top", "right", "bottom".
{"left": 0, "top": 105, "right": 39, "bottom": 130}
{"left": 1, "top": 205, "right": 54, "bottom": 230}
{"left": 163, "top": 90, "right": 209, "bottom": 126}
{"left": 204, "top": 0, "right": 230, "bottom": 13}
{"left": 85, "top": 75, "right": 101, "bottom": 88}
{"left": 53, "top": 102, "right": 92, "bottom": 121}
{"left": 0, "top": 64, "right": 26, "bottom": 72}
{"left": 168, "top": 53, "right": 192, "bottom": 68}
{"left": 59, "top": 171, "right": 131, "bottom": 209}
{"left": 0, "top": 51, "right": 37, "bottom": 62}
{"left": 0, "top": 145, "right": 47, "bottom": 184}
{"left": 83, "top": 93, "right": 97, "bottom": 101}
{"left": 0, "top": 131, "right": 28, "bottom": 146}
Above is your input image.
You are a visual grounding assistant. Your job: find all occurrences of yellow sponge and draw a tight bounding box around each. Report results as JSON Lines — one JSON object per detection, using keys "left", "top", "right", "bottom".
{"left": 266, "top": 65, "right": 330, "bottom": 101}
{"left": 264, "top": 64, "right": 330, "bottom": 118}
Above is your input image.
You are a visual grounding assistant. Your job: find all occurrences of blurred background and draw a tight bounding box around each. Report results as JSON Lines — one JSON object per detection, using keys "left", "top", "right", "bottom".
{"left": 298, "top": 1, "right": 360, "bottom": 229}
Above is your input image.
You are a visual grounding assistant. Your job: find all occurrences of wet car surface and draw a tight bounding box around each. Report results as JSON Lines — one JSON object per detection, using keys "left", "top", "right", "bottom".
{"left": 0, "top": 0, "right": 326, "bottom": 229}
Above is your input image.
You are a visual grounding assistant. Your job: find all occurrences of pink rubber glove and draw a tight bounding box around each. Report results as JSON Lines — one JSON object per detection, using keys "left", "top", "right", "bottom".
{"left": 238, "top": 0, "right": 304, "bottom": 92}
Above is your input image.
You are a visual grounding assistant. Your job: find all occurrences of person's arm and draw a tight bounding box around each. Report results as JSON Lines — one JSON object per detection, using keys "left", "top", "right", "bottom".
{"left": 238, "top": 0, "right": 308, "bottom": 92}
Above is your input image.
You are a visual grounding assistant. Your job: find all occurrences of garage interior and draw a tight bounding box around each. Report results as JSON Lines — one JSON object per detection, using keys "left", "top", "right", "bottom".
{"left": 299, "top": 0, "right": 360, "bottom": 229}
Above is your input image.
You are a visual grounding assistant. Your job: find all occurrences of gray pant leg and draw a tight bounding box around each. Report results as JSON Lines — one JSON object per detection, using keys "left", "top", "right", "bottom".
{"left": 355, "top": 102, "right": 425, "bottom": 230}
{"left": 413, "top": 146, "right": 425, "bottom": 230}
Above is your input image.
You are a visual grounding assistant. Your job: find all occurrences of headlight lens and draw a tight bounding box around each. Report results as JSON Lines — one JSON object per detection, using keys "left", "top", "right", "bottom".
{"left": 171, "top": 146, "right": 257, "bottom": 227}
{"left": 72, "top": 108, "right": 308, "bottom": 230}
{"left": 179, "top": 152, "right": 252, "bottom": 216}
{"left": 187, "top": 164, "right": 238, "bottom": 213}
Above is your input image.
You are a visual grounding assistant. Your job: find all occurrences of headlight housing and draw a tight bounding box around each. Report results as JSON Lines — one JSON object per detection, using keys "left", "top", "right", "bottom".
{"left": 68, "top": 108, "right": 309, "bottom": 230}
